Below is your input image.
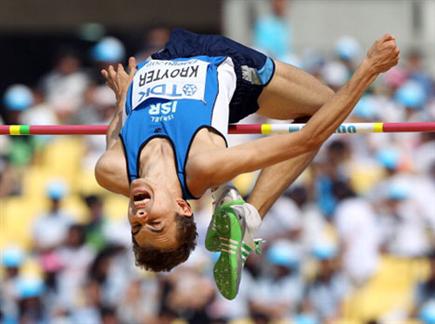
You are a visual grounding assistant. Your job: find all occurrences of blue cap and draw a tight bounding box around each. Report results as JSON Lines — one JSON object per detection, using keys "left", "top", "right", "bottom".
{"left": 387, "top": 182, "right": 409, "bottom": 201}
{"left": 420, "top": 301, "right": 435, "bottom": 324}
{"left": 17, "top": 278, "right": 45, "bottom": 299}
{"left": 293, "top": 314, "right": 319, "bottom": 324}
{"left": 353, "top": 95, "right": 378, "bottom": 120}
{"left": 2, "top": 247, "right": 24, "bottom": 268}
{"left": 395, "top": 80, "right": 426, "bottom": 109}
{"left": 335, "top": 36, "right": 361, "bottom": 61}
{"left": 46, "top": 181, "right": 67, "bottom": 200}
{"left": 312, "top": 243, "right": 337, "bottom": 260}
{"left": 266, "top": 241, "right": 300, "bottom": 269}
{"left": 376, "top": 149, "right": 400, "bottom": 170}
{"left": 302, "top": 49, "right": 325, "bottom": 74}
{"left": 3, "top": 84, "right": 33, "bottom": 111}
{"left": 92, "top": 36, "right": 125, "bottom": 63}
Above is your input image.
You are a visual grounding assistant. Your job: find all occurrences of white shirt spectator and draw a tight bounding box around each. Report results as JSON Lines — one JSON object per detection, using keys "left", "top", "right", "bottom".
{"left": 57, "top": 244, "right": 95, "bottom": 309}
{"left": 301, "top": 203, "right": 329, "bottom": 253}
{"left": 248, "top": 272, "right": 304, "bottom": 318}
{"left": 414, "top": 141, "right": 435, "bottom": 174}
{"left": 256, "top": 196, "right": 302, "bottom": 241}
{"left": 32, "top": 212, "right": 73, "bottom": 250}
{"left": 20, "top": 102, "right": 57, "bottom": 125}
{"left": 385, "top": 199, "right": 431, "bottom": 257}
{"left": 334, "top": 197, "right": 380, "bottom": 283}
{"left": 306, "top": 273, "right": 350, "bottom": 321}
{"left": 42, "top": 71, "right": 89, "bottom": 115}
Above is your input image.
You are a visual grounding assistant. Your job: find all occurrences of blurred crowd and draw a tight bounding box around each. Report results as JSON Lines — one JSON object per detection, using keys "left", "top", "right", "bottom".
{"left": 2, "top": 1, "right": 435, "bottom": 323}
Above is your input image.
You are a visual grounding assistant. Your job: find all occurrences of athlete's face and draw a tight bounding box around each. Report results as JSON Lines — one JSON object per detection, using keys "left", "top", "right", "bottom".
{"left": 128, "top": 178, "right": 192, "bottom": 250}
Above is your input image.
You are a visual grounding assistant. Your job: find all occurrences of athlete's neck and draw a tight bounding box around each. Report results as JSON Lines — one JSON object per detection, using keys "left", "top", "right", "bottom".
{"left": 138, "top": 138, "right": 182, "bottom": 197}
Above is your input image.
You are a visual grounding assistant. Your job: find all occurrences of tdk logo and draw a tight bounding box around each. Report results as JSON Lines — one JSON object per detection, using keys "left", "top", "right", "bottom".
{"left": 138, "top": 83, "right": 196, "bottom": 100}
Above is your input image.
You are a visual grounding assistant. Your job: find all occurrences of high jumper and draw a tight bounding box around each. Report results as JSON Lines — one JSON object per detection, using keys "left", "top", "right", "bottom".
{"left": 92, "top": 28, "right": 399, "bottom": 299}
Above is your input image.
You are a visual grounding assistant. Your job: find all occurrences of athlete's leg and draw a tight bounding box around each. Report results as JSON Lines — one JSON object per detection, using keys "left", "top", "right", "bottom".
{"left": 248, "top": 61, "right": 333, "bottom": 217}
{"left": 247, "top": 150, "right": 317, "bottom": 218}
{"left": 257, "top": 61, "right": 334, "bottom": 119}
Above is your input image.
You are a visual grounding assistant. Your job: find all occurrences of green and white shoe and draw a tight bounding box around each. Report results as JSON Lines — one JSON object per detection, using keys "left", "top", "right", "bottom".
{"left": 205, "top": 187, "right": 245, "bottom": 252}
{"left": 206, "top": 187, "right": 264, "bottom": 300}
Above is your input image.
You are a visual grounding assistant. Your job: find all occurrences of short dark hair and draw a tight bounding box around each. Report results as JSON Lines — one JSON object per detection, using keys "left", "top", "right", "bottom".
{"left": 132, "top": 214, "right": 197, "bottom": 272}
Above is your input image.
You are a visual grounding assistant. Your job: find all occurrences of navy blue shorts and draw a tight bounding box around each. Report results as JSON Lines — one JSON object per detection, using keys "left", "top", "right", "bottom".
{"left": 151, "top": 28, "right": 275, "bottom": 123}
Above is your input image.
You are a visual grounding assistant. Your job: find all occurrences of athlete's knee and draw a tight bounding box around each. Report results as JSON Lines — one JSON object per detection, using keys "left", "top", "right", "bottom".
{"left": 310, "top": 85, "right": 334, "bottom": 115}
{"left": 319, "top": 84, "right": 335, "bottom": 103}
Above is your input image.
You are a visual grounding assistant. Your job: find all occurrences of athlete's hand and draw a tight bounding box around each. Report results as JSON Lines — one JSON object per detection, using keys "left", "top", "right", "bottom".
{"left": 365, "top": 34, "right": 400, "bottom": 74}
{"left": 101, "top": 56, "right": 137, "bottom": 105}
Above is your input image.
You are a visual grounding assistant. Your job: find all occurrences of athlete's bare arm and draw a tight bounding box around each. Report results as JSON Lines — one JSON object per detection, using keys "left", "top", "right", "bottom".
{"left": 94, "top": 57, "right": 137, "bottom": 197}
{"left": 191, "top": 34, "right": 399, "bottom": 191}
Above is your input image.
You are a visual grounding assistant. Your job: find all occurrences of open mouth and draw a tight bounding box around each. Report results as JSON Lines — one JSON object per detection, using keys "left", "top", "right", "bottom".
{"left": 133, "top": 192, "right": 149, "bottom": 201}
{"left": 132, "top": 190, "right": 151, "bottom": 207}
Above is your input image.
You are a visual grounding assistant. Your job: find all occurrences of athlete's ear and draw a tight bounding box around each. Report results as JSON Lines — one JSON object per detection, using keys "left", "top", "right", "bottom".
{"left": 176, "top": 199, "right": 193, "bottom": 217}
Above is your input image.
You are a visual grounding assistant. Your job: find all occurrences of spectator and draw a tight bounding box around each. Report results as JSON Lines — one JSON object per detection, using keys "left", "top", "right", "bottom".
{"left": 80, "top": 86, "right": 116, "bottom": 170}
{"left": 20, "top": 87, "right": 57, "bottom": 126}
{"left": 0, "top": 247, "right": 25, "bottom": 322}
{"left": 32, "top": 180, "right": 74, "bottom": 252}
{"left": 248, "top": 240, "right": 304, "bottom": 322}
{"left": 256, "top": 191, "right": 303, "bottom": 243}
{"left": 136, "top": 26, "right": 171, "bottom": 61}
{"left": 419, "top": 300, "right": 435, "bottom": 324}
{"left": 253, "top": 0, "right": 293, "bottom": 61}
{"left": 2, "top": 84, "right": 36, "bottom": 170}
{"left": 413, "top": 252, "right": 435, "bottom": 318}
{"left": 333, "top": 180, "right": 380, "bottom": 284}
{"left": 92, "top": 37, "right": 126, "bottom": 66}
{"left": 162, "top": 265, "right": 215, "bottom": 323}
{"left": 320, "top": 61, "right": 349, "bottom": 92}
{"left": 3, "top": 84, "right": 34, "bottom": 123}
{"left": 87, "top": 244, "right": 132, "bottom": 307}
{"left": 83, "top": 194, "right": 109, "bottom": 251}
{"left": 17, "top": 278, "right": 48, "bottom": 323}
{"left": 0, "top": 155, "right": 17, "bottom": 197}
{"left": 32, "top": 180, "right": 74, "bottom": 298}
{"left": 378, "top": 181, "right": 431, "bottom": 258}
{"left": 335, "top": 36, "right": 362, "bottom": 72}
{"left": 39, "top": 48, "right": 90, "bottom": 123}
{"left": 285, "top": 185, "right": 329, "bottom": 255}
{"left": 395, "top": 80, "right": 428, "bottom": 121}
{"left": 314, "top": 139, "right": 351, "bottom": 217}
{"left": 118, "top": 277, "right": 159, "bottom": 324}
{"left": 71, "top": 279, "right": 105, "bottom": 324}
{"left": 405, "top": 49, "right": 433, "bottom": 99}
{"left": 56, "top": 224, "right": 95, "bottom": 310}
{"left": 303, "top": 242, "right": 350, "bottom": 323}
{"left": 414, "top": 133, "right": 435, "bottom": 174}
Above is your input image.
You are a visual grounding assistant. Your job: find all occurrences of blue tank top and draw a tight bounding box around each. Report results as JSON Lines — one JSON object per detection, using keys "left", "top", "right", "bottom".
{"left": 120, "top": 55, "right": 229, "bottom": 199}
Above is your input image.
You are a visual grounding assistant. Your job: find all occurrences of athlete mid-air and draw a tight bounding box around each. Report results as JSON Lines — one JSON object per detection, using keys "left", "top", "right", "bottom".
{"left": 95, "top": 29, "right": 399, "bottom": 299}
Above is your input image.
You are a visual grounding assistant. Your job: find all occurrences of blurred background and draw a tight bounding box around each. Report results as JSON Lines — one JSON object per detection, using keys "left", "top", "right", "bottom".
{"left": 2, "top": 0, "right": 435, "bottom": 323}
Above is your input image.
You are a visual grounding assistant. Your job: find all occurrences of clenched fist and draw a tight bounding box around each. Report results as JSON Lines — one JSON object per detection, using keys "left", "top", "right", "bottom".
{"left": 365, "top": 34, "right": 400, "bottom": 74}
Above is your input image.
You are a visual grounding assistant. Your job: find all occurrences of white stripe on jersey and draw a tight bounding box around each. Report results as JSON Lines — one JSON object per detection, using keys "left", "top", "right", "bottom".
{"left": 210, "top": 57, "right": 237, "bottom": 141}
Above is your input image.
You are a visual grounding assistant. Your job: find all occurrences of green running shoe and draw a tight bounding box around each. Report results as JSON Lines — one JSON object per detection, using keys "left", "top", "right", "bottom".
{"left": 211, "top": 202, "right": 245, "bottom": 300}
{"left": 205, "top": 186, "right": 245, "bottom": 252}
{"left": 206, "top": 187, "right": 264, "bottom": 300}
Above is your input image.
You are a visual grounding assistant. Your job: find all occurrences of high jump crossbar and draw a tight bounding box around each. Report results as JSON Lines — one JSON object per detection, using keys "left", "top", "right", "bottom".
{"left": 1, "top": 122, "right": 435, "bottom": 136}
